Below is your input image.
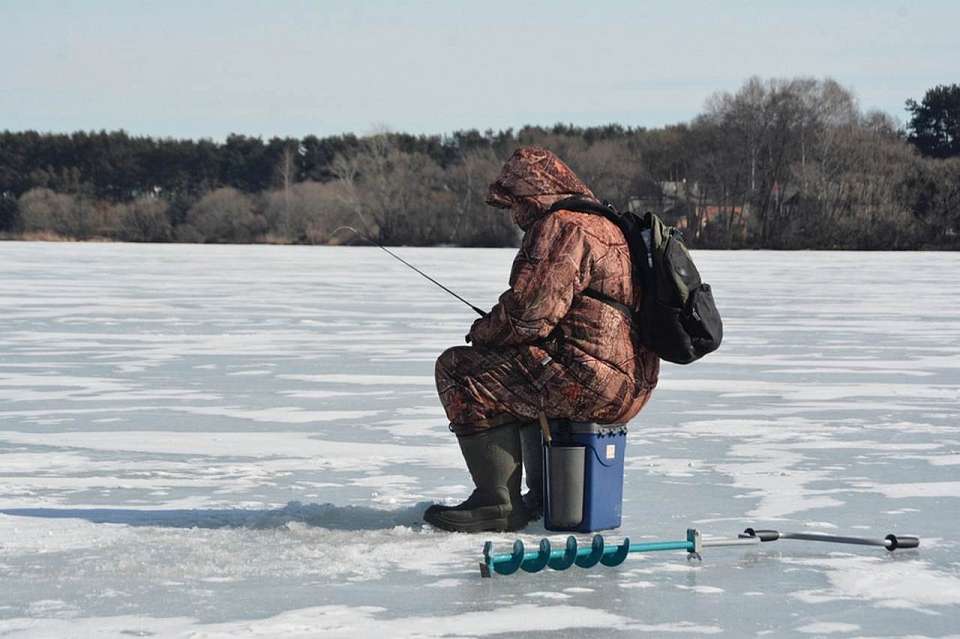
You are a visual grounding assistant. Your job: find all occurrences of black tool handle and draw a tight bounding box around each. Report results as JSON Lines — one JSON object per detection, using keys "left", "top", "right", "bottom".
{"left": 743, "top": 528, "right": 920, "bottom": 551}
{"left": 885, "top": 534, "right": 920, "bottom": 551}
{"left": 741, "top": 528, "right": 780, "bottom": 542}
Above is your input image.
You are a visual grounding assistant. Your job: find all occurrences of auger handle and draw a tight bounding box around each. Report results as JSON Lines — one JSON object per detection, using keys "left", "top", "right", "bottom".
{"left": 885, "top": 534, "right": 919, "bottom": 551}
{"left": 741, "top": 528, "right": 920, "bottom": 551}
{"left": 741, "top": 528, "right": 780, "bottom": 542}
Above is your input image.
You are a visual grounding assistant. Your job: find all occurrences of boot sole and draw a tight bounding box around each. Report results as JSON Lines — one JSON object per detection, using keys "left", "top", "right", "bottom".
{"left": 424, "top": 510, "right": 529, "bottom": 533}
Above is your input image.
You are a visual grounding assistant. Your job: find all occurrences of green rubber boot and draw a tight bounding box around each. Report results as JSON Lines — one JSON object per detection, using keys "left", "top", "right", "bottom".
{"left": 423, "top": 424, "right": 529, "bottom": 533}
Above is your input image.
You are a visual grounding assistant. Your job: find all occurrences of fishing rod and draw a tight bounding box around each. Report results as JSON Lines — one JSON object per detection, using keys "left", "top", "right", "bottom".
{"left": 332, "top": 225, "right": 486, "bottom": 317}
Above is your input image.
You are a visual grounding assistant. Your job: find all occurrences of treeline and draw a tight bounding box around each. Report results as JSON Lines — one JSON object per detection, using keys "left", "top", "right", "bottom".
{"left": 1, "top": 77, "right": 958, "bottom": 249}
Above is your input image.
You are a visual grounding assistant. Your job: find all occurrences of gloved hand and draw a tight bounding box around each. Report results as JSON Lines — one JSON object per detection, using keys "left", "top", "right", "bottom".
{"left": 465, "top": 317, "right": 484, "bottom": 344}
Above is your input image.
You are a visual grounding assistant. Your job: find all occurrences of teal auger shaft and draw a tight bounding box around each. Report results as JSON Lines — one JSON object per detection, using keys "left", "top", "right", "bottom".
{"left": 629, "top": 541, "right": 695, "bottom": 552}
{"left": 480, "top": 527, "right": 920, "bottom": 577}
{"left": 480, "top": 532, "right": 699, "bottom": 577}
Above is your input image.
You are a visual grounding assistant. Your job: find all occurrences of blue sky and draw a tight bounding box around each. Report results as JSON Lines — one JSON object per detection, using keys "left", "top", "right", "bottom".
{"left": 1, "top": 0, "right": 956, "bottom": 140}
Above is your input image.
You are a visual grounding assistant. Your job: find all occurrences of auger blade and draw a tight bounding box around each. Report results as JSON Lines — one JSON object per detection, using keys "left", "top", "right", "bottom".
{"left": 600, "top": 537, "right": 631, "bottom": 567}
{"left": 575, "top": 535, "right": 605, "bottom": 568}
{"left": 547, "top": 536, "right": 579, "bottom": 571}
{"left": 521, "top": 539, "right": 551, "bottom": 573}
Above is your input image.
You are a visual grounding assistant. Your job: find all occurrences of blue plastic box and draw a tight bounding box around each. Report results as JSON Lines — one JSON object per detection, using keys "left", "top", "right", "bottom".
{"left": 543, "top": 420, "right": 627, "bottom": 533}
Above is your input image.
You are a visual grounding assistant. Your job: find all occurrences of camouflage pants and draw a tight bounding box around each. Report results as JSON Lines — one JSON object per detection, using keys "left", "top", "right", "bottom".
{"left": 436, "top": 345, "right": 648, "bottom": 436}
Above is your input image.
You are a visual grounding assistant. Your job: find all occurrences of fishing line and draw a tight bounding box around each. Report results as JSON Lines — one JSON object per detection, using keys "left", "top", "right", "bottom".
{"left": 332, "top": 225, "right": 486, "bottom": 317}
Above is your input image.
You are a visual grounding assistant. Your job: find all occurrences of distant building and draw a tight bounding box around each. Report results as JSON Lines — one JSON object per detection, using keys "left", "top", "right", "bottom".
{"left": 626, "top": 180, "right": 751, "bottom": 241}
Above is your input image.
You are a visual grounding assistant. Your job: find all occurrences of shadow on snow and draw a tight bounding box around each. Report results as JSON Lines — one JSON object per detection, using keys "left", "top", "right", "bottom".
{"left": 0, "top": 500, "right": 432, "bottom": 531}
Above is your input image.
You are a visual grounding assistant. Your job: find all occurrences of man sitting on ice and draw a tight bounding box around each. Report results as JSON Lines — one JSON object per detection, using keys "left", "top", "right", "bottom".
{"left": 424, "top": 147, "right": 659, "bottom": 533}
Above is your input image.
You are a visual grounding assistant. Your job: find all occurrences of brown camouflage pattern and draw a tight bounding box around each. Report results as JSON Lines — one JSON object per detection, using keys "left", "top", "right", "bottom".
{"left": 437, "top": 147, "right": 659, "bottom": 435}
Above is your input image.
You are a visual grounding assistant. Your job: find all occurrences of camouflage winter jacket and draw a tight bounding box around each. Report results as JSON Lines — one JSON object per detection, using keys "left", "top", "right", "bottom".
{"left": 470, "top": 147, "right": 659, "bottom": 423}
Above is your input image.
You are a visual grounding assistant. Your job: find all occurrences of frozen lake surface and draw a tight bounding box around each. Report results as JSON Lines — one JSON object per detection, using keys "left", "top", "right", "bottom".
{"left": 1, "top": 242, "right": 959, "bottom": 638}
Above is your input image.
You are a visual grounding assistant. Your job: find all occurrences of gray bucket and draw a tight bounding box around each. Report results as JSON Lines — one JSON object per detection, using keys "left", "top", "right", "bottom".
{"left": 545, "top": 445, "right": 585, "bottom": 528}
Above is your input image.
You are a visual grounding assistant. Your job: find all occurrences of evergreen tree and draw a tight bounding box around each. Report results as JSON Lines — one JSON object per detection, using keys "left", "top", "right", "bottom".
{"left": 906, "top": 84, "right": 960, "bottom": 158}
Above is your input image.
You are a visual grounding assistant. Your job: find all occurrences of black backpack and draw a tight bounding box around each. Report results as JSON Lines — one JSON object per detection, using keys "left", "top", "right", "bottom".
{"left": 547, "top": 196, "right": 723, "bottom": 364}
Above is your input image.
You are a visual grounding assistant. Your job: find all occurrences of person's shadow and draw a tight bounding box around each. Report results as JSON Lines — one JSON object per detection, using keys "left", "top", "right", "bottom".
{"left": 0, "top": 501, "right": 433, "bottom": 531}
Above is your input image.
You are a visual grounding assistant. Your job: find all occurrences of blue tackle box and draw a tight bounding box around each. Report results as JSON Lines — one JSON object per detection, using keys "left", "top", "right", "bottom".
{"left": 543, "top": 420, "right": 627, "bottom": 533}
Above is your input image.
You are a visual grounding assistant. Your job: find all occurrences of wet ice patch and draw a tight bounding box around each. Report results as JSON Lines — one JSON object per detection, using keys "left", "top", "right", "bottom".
{"left": 625, "top": 622, "right": 723, "bottom": 634}
{"left": 0, "top": 604, "right": 637, "bottom": 637}
{"left": 279, "top": 373, "right": 434, "bottom": 386}
{"left": 0, "top": 430, "right": 462, "bottom": 471}
{"left": 854, "top": 481, "right": 960, "bottom": 499}
{"left": 659, "top": 378, "right": 960, "bottom": 403}
{"left": 671, "top": 416, "right": 956, "bottom": 519}
{"left": 525, "top": 591, "right": 571, "bottom": 600}
{"left": 0, "top": 513, "right": 132, "bottom": 553}
{"left": 786, "top": 555, "right": 960, "bottom": 609}
{"left": 676, "top": 584, "right": 724, "bottom": 594}
{"left": 796, "top": 621, "right": 860, "bottom": 634}
{"left": 172, "top": 406, "right": 379, "bottom": 423}
{"left": 424, "top": 578, "right": 463, "bottom": 588}
{"left": 626, "top": 455, "right": 704, "bottom": 478}
{"left": 619, "top": 581, "right": 656, "bottom": 589}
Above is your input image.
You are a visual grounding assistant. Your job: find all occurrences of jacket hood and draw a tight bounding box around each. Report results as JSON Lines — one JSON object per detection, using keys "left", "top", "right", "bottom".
{"left": 485, "top": 146, "right": 595, "bottom": 230}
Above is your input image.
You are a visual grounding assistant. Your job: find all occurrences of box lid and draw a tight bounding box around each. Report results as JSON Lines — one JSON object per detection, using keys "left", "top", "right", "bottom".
{"left": 551, "top": 420, "right": 628, "bottom": 436}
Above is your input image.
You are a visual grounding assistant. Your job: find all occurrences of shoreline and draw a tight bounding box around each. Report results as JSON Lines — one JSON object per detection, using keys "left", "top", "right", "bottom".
{"left": 1, "top": 235, "right": 956, "bottom": 252}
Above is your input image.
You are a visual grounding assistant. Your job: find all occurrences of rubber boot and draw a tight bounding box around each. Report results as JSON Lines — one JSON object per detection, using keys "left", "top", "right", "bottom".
{"left": 423, "top": 425, "right": 529, "bottom": 533}
{"left": 518, "top": 422, "right": 544, "bottom": 520}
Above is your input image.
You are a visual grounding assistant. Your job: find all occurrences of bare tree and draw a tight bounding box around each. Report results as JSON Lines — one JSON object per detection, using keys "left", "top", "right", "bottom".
{"left": 17, "top": 188, "right": 98, "bottom": 239}
{"left": 331, "top": 134, "right": 451, "bottom": 244}
{"left": 183, "top": 187, "right": 264, "bottom": 243}
{"left": 263, "top": 180, "right": 352, "bottom": 243}
{"left": 442, "top": 147, "right": 517, "bottom": 246}
{"left": 116, "top": 197, "right": 172, "bottom": 242}
{"left": 273, "top": 142, "right": 301, "bottom": 230}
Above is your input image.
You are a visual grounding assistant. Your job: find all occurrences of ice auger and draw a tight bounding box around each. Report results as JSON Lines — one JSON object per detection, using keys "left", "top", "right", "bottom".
{"left": 480, "top": 527, "right": 919, "bottom": 577}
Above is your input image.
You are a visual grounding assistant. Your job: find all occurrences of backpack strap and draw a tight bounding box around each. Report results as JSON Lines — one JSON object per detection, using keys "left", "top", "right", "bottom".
{"left": 581, "top": 288, "right": 634, "bottom": 320}
{"left": 547, "top": 197, "right": 638, "bottom": 321}
{"left": 547, "top": 196, "right": 618, "bottom": 217}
